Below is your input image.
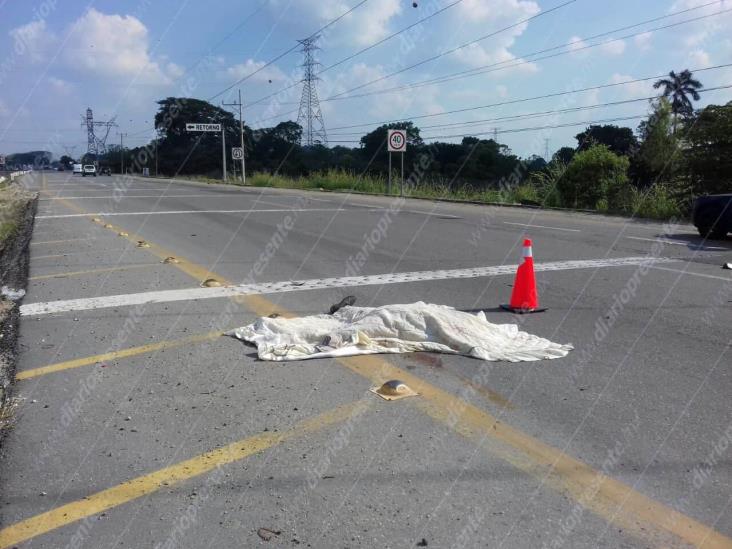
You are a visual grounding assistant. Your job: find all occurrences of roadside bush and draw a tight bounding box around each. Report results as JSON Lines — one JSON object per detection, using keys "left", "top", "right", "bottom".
{"left": 628, "top": 184, "right": 683, "bottom": 219}
{"left": 557, "top": 144, "right": 631, "bottom": 210}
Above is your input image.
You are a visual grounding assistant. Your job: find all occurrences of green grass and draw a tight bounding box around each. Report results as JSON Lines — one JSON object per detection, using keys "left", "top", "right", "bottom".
{"left": 179, "top": 170, "right": 686, "bottom": 221}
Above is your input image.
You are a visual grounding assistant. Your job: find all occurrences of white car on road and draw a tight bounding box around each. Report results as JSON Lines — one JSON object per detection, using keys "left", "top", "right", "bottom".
{"left": 82, "top": 165, "right": 97, "bottom": 177}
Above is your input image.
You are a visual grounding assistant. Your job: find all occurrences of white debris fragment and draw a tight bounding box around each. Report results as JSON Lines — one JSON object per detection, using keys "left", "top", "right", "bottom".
{"left": 1, "top": 286, "right": 26, "bottom": 301}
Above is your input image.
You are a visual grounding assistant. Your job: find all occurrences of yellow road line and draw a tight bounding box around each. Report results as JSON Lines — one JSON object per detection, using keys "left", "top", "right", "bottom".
{"left": 16, "top": 331, "right": 222, "bottom": 381}
{"left": 29, "top": 262, "right": 161, "bottom": 281}
{"left": 339, "top": 356, "right": 732, "bottom": 549}
{"left": 0, "top": 401, "right": 362, "bottom": 548}
{"left": 42, "top": 187, "right": 732, "bottom": 549}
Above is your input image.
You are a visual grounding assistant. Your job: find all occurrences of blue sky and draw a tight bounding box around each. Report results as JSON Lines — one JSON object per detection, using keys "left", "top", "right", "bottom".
{"left": 1, "top": 0, "right": 731, "bottom": 159}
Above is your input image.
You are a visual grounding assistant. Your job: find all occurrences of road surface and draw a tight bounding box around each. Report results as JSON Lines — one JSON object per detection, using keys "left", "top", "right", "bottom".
{"left": 1, "top": 171, "right": 730, "bottom": 548}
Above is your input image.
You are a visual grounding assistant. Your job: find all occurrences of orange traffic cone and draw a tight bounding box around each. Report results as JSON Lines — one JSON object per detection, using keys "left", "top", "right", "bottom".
{"left": 501, "top": 238, "right": 546, "bottom": 314}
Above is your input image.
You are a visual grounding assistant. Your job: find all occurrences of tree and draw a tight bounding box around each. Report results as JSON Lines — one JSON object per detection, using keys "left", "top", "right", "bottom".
{"left": 632, "top": 98, "right": 679, "bottom": 187}
{"left": 575, "top": 125, "right": 638, "bottom": 156}
{"left": 653, "top": 69, "right": 703, "bottom": 133}
{"left": 684, "top": 101, "right": 732, "bottom": 195}
{"left": 359, "top": 122, "right": 423, "bottom": 173}
{"left": 552, "top": 146, "right": 575, "bottom": 165}
{"left": 59, "top": 155, "right": 75, "bottom": 168}
{"left": 154, "top": 97, "right": 239, "bottom": 176}
{"left": 558, "top": 144, "right": 631, "bottom": 210}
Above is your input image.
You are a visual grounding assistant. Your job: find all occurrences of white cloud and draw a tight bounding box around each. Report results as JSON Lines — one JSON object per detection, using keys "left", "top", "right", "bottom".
{"left": 688, "top": 48, "right": 711, "bottom": 68}
{"left": 634, "top": 32, "right": 653, "bottom": 51}
{"left": 48, "top": 77, "right": 73, "bottom": 95}
{"left": 63, "top": 9, "right": 178, "bottom": 85}
{"left": 599, "top": 39, "right": 626, "bottom": 56}
{"left": 268, "top": 0, "right": 401, "bottom": 46}
{"left": 670, "top": 0, "right": 732, "bottom": 47}
{"left": 457, "top": 0, "right": 539, "bottom": 22}
{"left": 9, "top": 20, "right": 55, "bottom": 63}
{"left": 0, "top": 99, "right": 9, "bottom": 117}
{"left": 224, "top": 59, "right": 287, "bottom": 84}
{"left": 609, "top": 73, "right": 655, "bottom": 99}
{"left": 567, "top": 36, "right": 588, "bottom": 55}
{"left": 496, "top": 84, "right": 509, "bottom": 98}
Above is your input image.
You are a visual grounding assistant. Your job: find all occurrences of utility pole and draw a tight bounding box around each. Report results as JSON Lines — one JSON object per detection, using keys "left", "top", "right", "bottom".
{"left": 221, "top": 126, "right": 227, "bottom": 182}
{"left": 222, "top": 89, "right": 246, "bottom": 184}
{"left": 119, "top": 132, "right": 127, "bottom": 174}
{"left": 155, "top": 139, "right": 158, "bottom": 177}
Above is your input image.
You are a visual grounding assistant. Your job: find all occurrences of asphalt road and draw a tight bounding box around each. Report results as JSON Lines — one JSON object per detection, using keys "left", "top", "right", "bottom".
{"left": 1, "top": 171, "right": 730, "bottom": 548}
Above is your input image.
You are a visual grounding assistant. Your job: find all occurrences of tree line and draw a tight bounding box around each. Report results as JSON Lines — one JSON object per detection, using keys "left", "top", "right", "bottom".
{"left": 64, "top": 68, "right": 730, "bottom": 216}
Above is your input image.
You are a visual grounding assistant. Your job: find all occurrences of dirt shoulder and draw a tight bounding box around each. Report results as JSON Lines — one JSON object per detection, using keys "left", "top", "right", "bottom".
{"left": 0, "top": 181, "right": 38, "bottom": 423}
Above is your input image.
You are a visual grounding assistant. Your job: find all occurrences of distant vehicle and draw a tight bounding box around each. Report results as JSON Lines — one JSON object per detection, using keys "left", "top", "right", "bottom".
{"left": 82, "top": 164, "right": 97, "bottom": 177}
{"left": 692, "top": 194, "right": 732, "bottom": 239}
{"left": 100, "top": 167, "right": 112, "bottom": 176}
{"left": 73, "top": 164, "right": 83, "bottom": 175}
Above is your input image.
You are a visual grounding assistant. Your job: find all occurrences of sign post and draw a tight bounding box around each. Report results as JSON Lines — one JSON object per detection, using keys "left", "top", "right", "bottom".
{"left": 185, "top": 123, "right": 225, "bottom": 180}
{"left": 387, "top": 129, "right": 407, "bottom": 196}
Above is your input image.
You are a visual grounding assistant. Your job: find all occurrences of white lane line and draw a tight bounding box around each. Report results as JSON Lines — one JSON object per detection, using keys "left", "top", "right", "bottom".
{"left": 626, "top": 235, "right": 728, "bottom": 250}
{"left": 649, "top": 265, "right": 732, "bottom": 282}
{"left": 39, "top": 194, "right": 225, "bottom": 201}
{"left": 504, "top": 222, "right": 580, "bottom": 233}
{"left": 20, "top": 256, "right": 676, "bottom": 317}
{"left": 35, "top": 208, "right": 371, "bottom": 219}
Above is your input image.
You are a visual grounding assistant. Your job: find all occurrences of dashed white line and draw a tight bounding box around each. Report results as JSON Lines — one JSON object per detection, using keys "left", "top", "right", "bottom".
{"left": 626, "top": 235, "right": 728, "bottom": 250}
{"left": 36, "top": 208, "right": 365, "bottom": 219}
{"left": 20, "top": 256, "right": 677, "bottom": 317}
{"left": 503, "top": 222, "right": 580, "bottom": 232}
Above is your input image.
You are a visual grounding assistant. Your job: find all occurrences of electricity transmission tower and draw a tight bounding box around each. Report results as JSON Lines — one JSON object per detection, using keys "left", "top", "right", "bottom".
{"left": 82, "top": 108, "right": 117, "bottom": 157}
{"left": 296, "top": 36, "right": 327, "bottom": 146}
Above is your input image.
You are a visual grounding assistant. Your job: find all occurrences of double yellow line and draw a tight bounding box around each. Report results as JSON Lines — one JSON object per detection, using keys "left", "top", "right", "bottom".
{"left": 9, "top": 181, "right": 732, "bottom": 549}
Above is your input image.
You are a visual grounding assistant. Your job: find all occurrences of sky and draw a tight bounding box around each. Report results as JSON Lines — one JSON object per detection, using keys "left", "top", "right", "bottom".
{"left": 0, "top": 0, "right": 731, "bottom": 160}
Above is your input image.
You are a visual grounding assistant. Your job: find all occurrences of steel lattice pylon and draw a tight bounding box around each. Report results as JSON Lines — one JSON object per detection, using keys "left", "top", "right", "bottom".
{"left": 296, "top": 36, "right": 327, "bottom": 146}
{"left": 82, "top": 108, "right": 117, "bottom": 158}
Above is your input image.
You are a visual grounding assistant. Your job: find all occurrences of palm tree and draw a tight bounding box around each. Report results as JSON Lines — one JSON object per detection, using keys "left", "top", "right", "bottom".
{"left": 653, "top": 69, "right": 703, "bottom": 134}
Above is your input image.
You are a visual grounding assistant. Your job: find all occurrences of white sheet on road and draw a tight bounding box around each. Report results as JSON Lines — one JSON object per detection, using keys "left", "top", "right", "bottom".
{"left": 227, "top": 302, "right": 573, "bottom": 362}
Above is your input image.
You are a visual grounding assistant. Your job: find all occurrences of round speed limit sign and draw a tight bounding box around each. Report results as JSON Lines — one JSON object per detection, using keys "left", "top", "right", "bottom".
{"left": 387, "top": 129, "right": 407, "bottom": 152}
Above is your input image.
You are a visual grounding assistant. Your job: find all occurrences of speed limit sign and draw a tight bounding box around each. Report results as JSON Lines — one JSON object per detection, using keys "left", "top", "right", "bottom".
{"left": 231, "top": 147, "right": 243, "bottom": 160}
{"left": 387, "top": 129, "right": 407, "bottom": 153}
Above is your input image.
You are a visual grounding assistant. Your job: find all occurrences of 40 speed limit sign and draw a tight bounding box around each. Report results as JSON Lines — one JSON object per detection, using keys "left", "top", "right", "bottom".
{"left": 387, "top": 129, "right": 407, "bottom": 152}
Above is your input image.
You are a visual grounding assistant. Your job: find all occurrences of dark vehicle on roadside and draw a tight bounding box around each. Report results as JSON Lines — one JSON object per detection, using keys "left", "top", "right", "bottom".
{"left": 100, "top": 167, "right": 112, "bottom": 176}
{"left": 692, "top": 194, "right": 732, "bottom": 239}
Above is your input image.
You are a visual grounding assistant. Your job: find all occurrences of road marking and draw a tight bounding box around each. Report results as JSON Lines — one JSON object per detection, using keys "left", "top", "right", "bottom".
{"left": 30, "top": 237, "right": 103, "bottom": 246}
{"left": 504, "top": 221, "right": 581, "bottom": 232}
{"left": 338, "top": 355, "right": 732, "bottom": 549}
{"left": 16, "top": 331, "right": 222, "bottom": 380}
{"left": 20, "top": 256, "right": 676, "bottom": 317}
{"left": 23, "top": 195, "right": 732, "bottom": 547}
{"left": 649, "top": 264, "right": 732, "bottom": 282}
{"left": 0, "top": 402, "right": 362, "bottom": 548}
{"left": 626, "top": 235, "right": 729, "bottom": 250}
{"left": 36, "top": 207, "right": 368, "bottom": 219}
{"left": 28, "top": 263, "right": 162, "bottom": 281}
{"left": 39, "top": 194, "right": 231, "bottom": 201}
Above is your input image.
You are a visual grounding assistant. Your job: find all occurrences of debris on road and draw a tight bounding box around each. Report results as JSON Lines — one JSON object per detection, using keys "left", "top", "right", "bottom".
{"left": 1, "top": 286, "right": 25, "bottom": 301}
{"left": 136, "top": 240, "right": 150, "bottom": 248}
{"left": 723, "top": 262, "right": 731, "bottom": 269}
{"left": 257, "top": 527, "right": 281, "bottom": 541}
{"left": 103, "top": 223, "right": 113, "bottom": 229}
{"left": 162, "top": 256, "right": 180, "bottom": 264}
{"left": 370, "top": 379, "right": 418, "bottom": 401}
{"left": 201, "top": 278, "right": 223, "bottom": 287}
{"left": 328, "top": 295, "right": 356, "bottom": 314}
{"left": 118, "top": 231, "right": 128, "bottom": 237}
{"left": 227, "top": 302, "right": 573, "bottom": 362}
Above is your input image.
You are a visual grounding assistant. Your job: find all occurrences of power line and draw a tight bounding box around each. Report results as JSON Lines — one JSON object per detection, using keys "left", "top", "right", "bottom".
{"left": 246, "top": 0, "right": 577, "bottom": 110}
{"left": 325, "top": 1, "right": 729, "bottom": 102}
{"left": 325, "top": 114, "right": 649, "bottom": 143}
{"left": 322, "top": 63, "right": 732, "bottom": 132}
{"left": 207, "top": 0, "right": 371, "bottom": 101}
{"left": 325, "top": 84, "right": 732, "bottom": 137}
{"left": 244, "top": 0, "right": 468, "bottom": 108}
